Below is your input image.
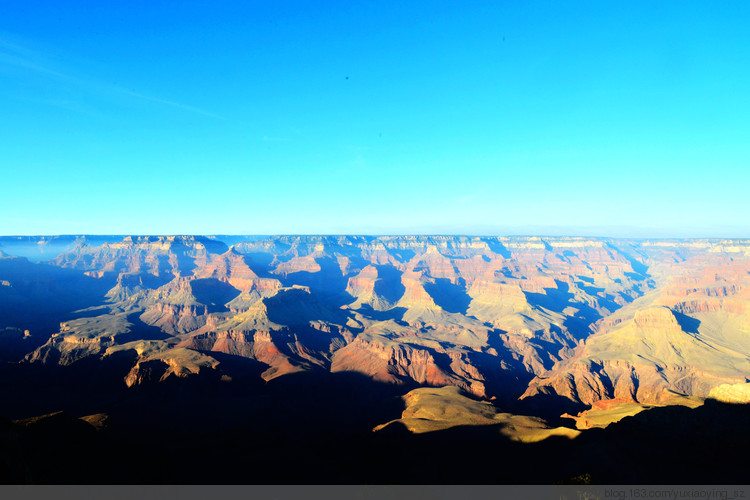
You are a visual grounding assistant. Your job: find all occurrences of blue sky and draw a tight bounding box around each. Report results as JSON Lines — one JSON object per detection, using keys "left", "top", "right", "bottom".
{"left": 1, "top": 1, "right": 749, "bottom": 237}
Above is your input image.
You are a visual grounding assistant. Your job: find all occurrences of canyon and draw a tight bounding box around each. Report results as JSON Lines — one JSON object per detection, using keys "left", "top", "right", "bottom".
{"left": 1, "top": 234, "right": 749, "bottom": 483}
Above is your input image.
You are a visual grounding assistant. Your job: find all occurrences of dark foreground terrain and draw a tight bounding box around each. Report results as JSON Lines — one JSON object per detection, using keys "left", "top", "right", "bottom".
{"left": 2, "top": 371, "right": 749, "bottom": 484}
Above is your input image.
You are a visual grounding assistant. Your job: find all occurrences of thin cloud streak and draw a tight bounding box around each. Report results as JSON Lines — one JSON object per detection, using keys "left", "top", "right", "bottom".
{"left": 116, "top": 89, "right": 226, "bottom": 120}
{"left": 1, "top": 217, "right": 82, "bottom": 226}
{"left": 0, "top": 35, "right": 224, "bottom": 119}
{"left": 0, "top": 52, "right": 67, "bottom": 78}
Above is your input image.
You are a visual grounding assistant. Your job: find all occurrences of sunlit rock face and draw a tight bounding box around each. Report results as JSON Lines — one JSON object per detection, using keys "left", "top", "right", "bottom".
{"left": 3, "top": 235, "right": 750, "bottom": 409}
{"left": 708, "top": 382, "right": 750, "bottom": 404}
{"left": 522, "top": 255, "right": 750, "bottom": 406}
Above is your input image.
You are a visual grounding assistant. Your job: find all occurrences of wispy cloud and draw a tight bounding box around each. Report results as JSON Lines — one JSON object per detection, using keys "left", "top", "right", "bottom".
{"left": 117, "top": 88, "right": 225, "bottom": 119}
{"left": 0, "top": 33, "right": 224, "bottom": 119}
{"left": 1, "top": 217, "right": 82, "bottom": 226}
{"left": 6, "top": 94, "right": 102, "bottom": 117}
{"left": 453, "top": 187, "right": 489, "bottom": 205}
{"left": 0, "top": 51, "right": 67, "bottom": 78}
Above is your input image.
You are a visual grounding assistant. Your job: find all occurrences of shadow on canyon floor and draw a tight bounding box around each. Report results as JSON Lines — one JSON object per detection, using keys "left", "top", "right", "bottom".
{"left": 0, "top": 259, "right": 118, "bottom": 348}
{"left": 1, "top": 359, "right": 749, "bottom": 485}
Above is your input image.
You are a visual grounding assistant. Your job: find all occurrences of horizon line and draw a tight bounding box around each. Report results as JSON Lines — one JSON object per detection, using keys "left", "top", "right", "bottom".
{"left": 2, "top": 233, "right": 750, "bottom": 241}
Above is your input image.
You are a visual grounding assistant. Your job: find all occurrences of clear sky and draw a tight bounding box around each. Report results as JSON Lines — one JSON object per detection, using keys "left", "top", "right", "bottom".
{"left": 1, "top": 1, "right": 749, "bottom": 237}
